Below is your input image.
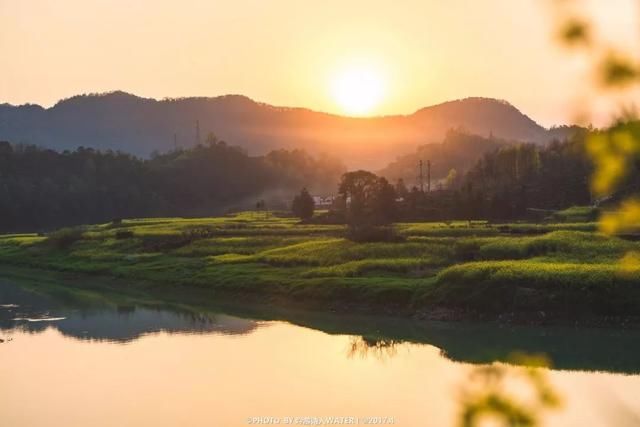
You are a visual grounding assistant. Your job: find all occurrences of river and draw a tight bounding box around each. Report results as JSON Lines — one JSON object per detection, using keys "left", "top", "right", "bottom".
{"left": 1, "top": 276, "right": 639, "bottom": 426}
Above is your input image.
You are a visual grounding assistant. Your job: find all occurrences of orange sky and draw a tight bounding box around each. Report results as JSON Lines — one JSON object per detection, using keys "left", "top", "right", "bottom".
{"left": 1, "top": 0, "right": 638, "bottom": 126}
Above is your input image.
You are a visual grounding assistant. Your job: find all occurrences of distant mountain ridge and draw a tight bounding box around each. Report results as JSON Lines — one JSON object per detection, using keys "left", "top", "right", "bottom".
{"left": 0, "top": 91, "right": 573, "bottom": 169}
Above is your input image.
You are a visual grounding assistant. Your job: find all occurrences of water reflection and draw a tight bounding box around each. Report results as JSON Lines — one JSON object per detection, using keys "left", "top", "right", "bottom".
{"left": 2, "top": 276, "right": 640, "bottom": 375}
{"left": 0, "top": 280, "right": 261, "bottom": 343}
{"left": 347, "top": 336, "right": 403, "bottom": 361}
{"left": 2, "top": 277, "right": 640, "bottom": 426}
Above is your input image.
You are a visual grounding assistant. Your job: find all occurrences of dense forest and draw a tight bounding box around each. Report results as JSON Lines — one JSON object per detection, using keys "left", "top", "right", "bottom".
{"left": 2, "top": 123, "right": 635, "bottom": 232}
{"left": 379, "top": 129, "right": 602, "bottom": 221}
{"left": 326, "top": 128, "right": 611, "bottom": 224}
{"left": 0, "top": 138, "right": 344, "bottom": 231}
{"left": 379, "top": 127, "right": 585, "bottom": 185}
{"left": 430, "top": 135, "right": 594, "bottom": 220}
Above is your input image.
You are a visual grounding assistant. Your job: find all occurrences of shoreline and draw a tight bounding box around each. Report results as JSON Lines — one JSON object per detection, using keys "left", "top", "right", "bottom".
{"left": 4, "top": 265, "right": 640, "bottom": 375}
{"left": 1, "top": 264, "right": 638, "bottom": 330}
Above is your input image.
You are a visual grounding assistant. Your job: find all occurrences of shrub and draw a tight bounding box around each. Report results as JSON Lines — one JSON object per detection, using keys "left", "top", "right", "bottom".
{"left": 429, "top": 260, "right": 640, "bottom": 314}
{"left": 345, "top": 225, "right": 405, "bottom": 243}
{"left": 141, "top": 234, "right": 194, "bottom": 252}
{"left": 184, "top": 226, "right": 216, "bottom": 239}
{"left": 115, "top": 230, "right": 134, "bottom": 239}
{"left": 291, "top": 188, "right": 315, "bottom": 220}
{"left": 552, "top": 206, "right": 599, "bottom": 223}
{"left": 453, "top": 240, "right": 481, "bottom": 261}
{"left": 140, "top": 227, "right": 215, "bottom": 252}
{"left": 46, "top": 227, "right": 84, "bottom": 249}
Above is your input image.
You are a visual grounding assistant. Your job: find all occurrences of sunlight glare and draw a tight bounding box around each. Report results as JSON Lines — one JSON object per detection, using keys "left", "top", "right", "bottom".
{"left": 330, "top": 64, "right": 386, "bottom": 116}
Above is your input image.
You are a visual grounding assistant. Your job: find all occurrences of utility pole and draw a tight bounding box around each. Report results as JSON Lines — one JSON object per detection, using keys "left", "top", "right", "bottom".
{"left": 419, "top": 160, "right": 424, "bottom": 193}
{"left": 195, "top": 120, "right": 201, "bottom": 146}
{"left": 427, "top": 160, "right": 431, "bottom": 192}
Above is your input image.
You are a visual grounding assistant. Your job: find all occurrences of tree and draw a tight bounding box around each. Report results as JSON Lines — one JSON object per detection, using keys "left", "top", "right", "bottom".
{"left": 0, "top": 141, "right": 346, "bottom": 232}
{"left": 292, "top": 188, "right": 315, "bottom": 220}
{"left": 338, "top": 170, "right": 380, "bottom": 227}
{"left": 337, "top": 170, "right": 397, "bottom": 227}
{"left": 371, "top": 177, "right": 397, "bottom": 224}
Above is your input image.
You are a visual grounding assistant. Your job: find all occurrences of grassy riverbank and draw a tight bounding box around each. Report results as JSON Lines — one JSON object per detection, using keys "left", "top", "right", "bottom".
{"left": 3, "top": 268, "right": 640, "bottom": 373}
{"left": 0, "top": 210, "right": 639, "bottom": 320}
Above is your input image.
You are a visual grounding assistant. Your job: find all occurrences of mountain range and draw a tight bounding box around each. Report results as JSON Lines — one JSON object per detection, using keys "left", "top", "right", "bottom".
{"left": 0, "top": 91, "right": 576, "bottom": 169}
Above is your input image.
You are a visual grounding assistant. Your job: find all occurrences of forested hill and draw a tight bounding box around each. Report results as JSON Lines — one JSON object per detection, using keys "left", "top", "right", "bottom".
{"left": 0, "top": 141, "right": 344, "bottom": 232}
{"left": 0, "top": 92, "right": 571, "bottom": 169}
{"left": 378, "top": 131, "right": 508, "bottom": 184}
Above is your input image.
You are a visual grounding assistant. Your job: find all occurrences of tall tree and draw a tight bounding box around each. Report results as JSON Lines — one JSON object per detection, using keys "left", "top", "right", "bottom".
{"left": 292, "top": 188, "right": 315, "bottom": 220}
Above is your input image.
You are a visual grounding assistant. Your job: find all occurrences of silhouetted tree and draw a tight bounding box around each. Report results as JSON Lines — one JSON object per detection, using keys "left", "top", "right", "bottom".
{"left": 338, "top": 171, "right": 397, "bottom": 228}
{"left": 292, "top": 188, "right": 315, "bottom": 220}
{"left": 338, "top": 170, "right": 379, "bottom": 227}
{"left": 371, "top": 177, "right": 397, "bottom": 224}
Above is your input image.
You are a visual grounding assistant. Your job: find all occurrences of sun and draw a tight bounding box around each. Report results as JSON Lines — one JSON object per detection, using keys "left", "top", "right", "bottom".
{"left": 330, "top": 65, "right": 386, "bottom": 116}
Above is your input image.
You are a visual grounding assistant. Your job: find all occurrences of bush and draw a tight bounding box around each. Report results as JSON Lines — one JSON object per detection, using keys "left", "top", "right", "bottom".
{"left": 141, "top": 227, "right": 215, "bottom": 252}
{"left": 453, "top": 240, "right": 481, "bottom": 261}
{"left": 430, "top": 260, "right": 640, "bottom": 314}
{"left": 345, "top": 225, "right": 405, "bottom": 243}
{"left": 551, "top": 206, "right": 598, "bottom": 223}
{"left": 141, "top": 234, "right": 193, "bottom": 252}
{"left": 304, "top": 210, "right": 345, "bottom": 225}
{"left": 115, "top": 230, "right": 134, "bottom": 239}
{"left": 292, "top": 188, "right": 315, "bottom": 220}
{"left": 46, "top": 227, "right": 84, "bottom": 249}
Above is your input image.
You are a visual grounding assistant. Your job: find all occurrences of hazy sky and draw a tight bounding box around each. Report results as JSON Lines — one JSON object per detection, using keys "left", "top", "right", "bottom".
{"left": 1, "top": 0, "right": 638, "bottom": 126}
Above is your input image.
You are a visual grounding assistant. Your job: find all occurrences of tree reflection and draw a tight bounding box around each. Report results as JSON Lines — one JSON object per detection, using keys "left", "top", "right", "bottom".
{"left": 347, "top": 336, "right": 403, "bottom": 360}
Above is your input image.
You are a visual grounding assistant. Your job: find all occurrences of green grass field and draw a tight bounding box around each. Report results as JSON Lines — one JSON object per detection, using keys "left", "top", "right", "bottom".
{"left": 0, "top": 208, "right": 638, "bottom": 319}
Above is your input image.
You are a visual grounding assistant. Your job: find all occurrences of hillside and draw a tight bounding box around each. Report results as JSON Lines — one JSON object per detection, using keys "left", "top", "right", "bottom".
{"left": 378, "top": 130, "right": 508, "bottom": 184}
{"left": 0, "top": 92, "right": 567, "bottom": 169}
{"left": 2, "top": 212, "right": 640, "bottom": 323}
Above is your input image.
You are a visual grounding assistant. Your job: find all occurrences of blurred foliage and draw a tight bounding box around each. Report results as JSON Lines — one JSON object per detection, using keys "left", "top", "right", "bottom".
{"left": 586, "top": 124, "right": 640, "bottom": 198}
{"left": 600, "top": 198, "right": 640, "bottom": 235}
{"left": 619, "top": 250, "right": 640, "bottom": 275}
{"left": 601, "top": 53, "right": 639, "bottom": 87}
{"left": 554, "top": 0, "right": 640, "bottom": 273}
{"left": 458, "top": 353, "right": 561, "bottom": 427}
{"left": 558, "top": 18, "right": 591, "bottom": 47}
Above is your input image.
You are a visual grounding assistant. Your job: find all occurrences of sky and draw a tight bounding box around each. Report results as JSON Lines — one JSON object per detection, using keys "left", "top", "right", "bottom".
{"left": 1, "top": 0, "right": 639, "bottom": 127}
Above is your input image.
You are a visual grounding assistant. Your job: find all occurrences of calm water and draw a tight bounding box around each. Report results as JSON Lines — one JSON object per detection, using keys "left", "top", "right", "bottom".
{"left": 1, "top": 277, "right": 640, "bottom": 426}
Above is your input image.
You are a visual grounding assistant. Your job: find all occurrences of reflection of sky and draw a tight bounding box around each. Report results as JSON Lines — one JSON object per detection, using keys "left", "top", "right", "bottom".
{"left": 1, "top": 280, "right": 640, "bottom": 426}
{"left": 0, "top": 281, "right": 261, "bottom": 343}
{"left": 3, "top": 279, "right": 640, "bottom": 375}
{"left": 2, "top": 320, "right": 640, "bottom": 427}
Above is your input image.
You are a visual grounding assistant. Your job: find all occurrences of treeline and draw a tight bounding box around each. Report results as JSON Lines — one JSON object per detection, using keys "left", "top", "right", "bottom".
{"left": 0, "top": 139, "right": 344, "bottom": 231}
{"left": 318, "top": 130, "right": 605, "bottom": 225}
{"left": 395, "top": 132, "right": 596, "bottom": 221}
